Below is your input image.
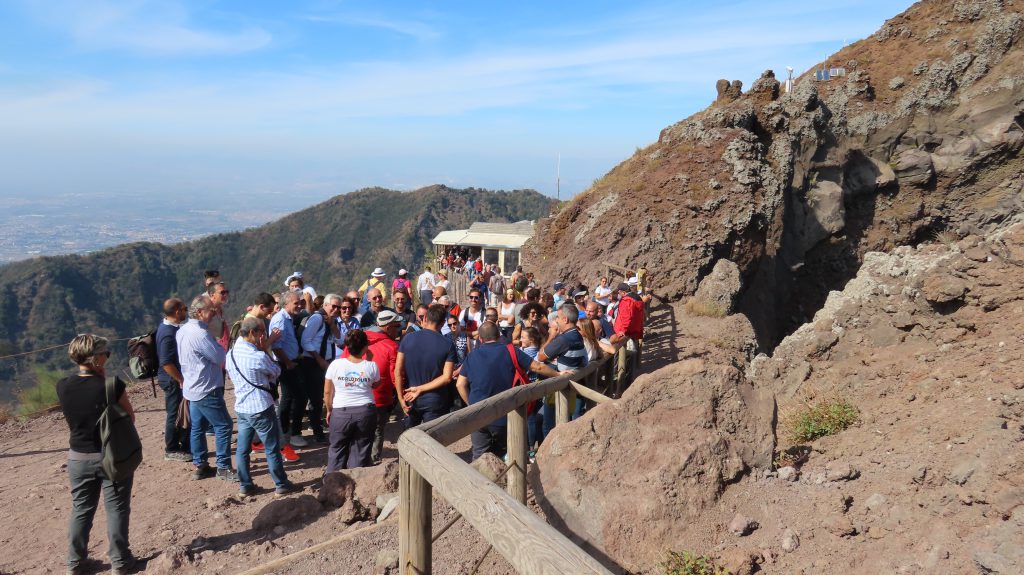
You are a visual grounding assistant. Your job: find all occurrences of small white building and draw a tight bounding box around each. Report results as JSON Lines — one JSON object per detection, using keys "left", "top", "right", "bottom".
{"left": 432, "top": 221, "right": 534, "bottom": 273}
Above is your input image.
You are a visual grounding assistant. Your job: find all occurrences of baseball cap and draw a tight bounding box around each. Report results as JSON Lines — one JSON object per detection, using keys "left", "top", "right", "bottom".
{"left": 573, "top": 288, "right": 589, "bottom": 298}
{"left": 375, "top": 309, "right": 400, "bottom": 326}
{"left": 553, "top": 281, "right": 565, "bottom": 291}
{"left": 398, "top": 268, "right": 408, "bottom": 276}
{"left": 616, "top": 282, "right": 630, "bottom": 292}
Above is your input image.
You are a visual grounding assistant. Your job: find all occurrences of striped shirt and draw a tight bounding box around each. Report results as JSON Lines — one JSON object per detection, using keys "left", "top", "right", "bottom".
{"left": 227, "top": 339, "right": 281, "bottom": 415}
{"left": 176, "top": 319, "right": 226, "bottom": 401}
{"left": 542, "top": 328, "right": 589, "bottom": 372}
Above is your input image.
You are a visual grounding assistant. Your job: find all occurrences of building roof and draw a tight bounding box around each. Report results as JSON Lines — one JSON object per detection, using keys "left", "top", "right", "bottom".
{"left": 432, "top": 220, "right": 534, "bottom": 249}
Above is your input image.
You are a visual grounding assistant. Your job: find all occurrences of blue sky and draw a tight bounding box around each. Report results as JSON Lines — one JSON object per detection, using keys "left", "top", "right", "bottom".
{"left": 0, "top": 0, "right": 914, "bottom": 202}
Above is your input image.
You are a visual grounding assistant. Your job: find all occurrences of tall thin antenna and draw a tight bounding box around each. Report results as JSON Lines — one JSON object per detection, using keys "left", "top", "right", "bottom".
{"left": 556, "top": 153, "right": 561, "bottom": 201}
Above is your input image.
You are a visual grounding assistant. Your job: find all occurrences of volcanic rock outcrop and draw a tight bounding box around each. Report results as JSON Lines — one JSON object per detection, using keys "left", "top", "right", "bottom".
{"left": 524, "top": 0, "right": 1024, "bottom": 348}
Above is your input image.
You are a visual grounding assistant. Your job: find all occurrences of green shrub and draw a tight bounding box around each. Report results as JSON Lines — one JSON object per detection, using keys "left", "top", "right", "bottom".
{"left": 785, "top": 398, "right": 859, "bottom": 443}
{"left": 663, "top": 551, "right": 731, "bottom": 575}
{"left": 684, "top": 298, "right": 727, "bottom": 318}
{"left": 16, "top": 367, "right": 63, "bottom": 417}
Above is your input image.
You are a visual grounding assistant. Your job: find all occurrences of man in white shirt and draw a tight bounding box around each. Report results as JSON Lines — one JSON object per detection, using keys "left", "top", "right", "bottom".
{"left": 417, "top": 267, "right": 435, "bottom": 308}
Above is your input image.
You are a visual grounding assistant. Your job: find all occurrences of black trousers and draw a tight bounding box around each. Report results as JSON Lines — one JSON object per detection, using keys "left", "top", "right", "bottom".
{"left": 278, "top": 364, "right": 306, "bottom": 436}
{"left": 298, "top": 357, "right": 326, "bottom": 437}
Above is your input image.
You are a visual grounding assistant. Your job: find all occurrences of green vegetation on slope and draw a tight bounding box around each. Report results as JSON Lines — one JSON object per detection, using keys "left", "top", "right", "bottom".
{"left": 0, "top": 185, "right": 554, "bottom": 402}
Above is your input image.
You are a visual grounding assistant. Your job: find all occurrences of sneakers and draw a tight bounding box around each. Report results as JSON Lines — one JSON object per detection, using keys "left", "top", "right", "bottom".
{"left": 164, "top": 451, "right": 192, "bottom": 462}
{"left": 274, "top": 482, "right": 300, "bottom": 496}
{"left": 239, "top": 484, "right": 258, "bottom": 497}
{"left": 192, "top": 463, "right": 216, "bottom": 480}
{"left": 110, "top": 556, "right": 137, "bottom": 575}
{"left": 289, "top": 434, "right": 309, "bottom": 447}
{"left": 281, "top": 445, "right": 300, "bottom": 462}
{"left": 216, "top": 467, "right": 240, "bottom": 482}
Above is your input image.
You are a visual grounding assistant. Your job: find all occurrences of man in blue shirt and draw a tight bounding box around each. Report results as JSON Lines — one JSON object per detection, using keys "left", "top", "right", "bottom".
{"left": 456, "top": 322, "right": 561, "bottom": 460}
{"left": 538, "top": 303, "right": 589, "bottom": 372}
{"left": 270, "top": 290, "right": 307, "bottom": 447}
{"left": 298, "top": 294, "right": 342, "bottom": 444}
{"left": 156, "top": 298, "right": 190, "bottom": 461}
{"left": 396, "top": 304, "right": 457, "bottom": 426}
{"left": 177, "top": 295, "right": 235, "bottom": 481}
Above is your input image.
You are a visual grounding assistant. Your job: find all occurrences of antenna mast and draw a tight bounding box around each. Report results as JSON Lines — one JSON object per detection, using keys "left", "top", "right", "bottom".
{"left": 556, "top": 153, "right": 561, "bottom": 201}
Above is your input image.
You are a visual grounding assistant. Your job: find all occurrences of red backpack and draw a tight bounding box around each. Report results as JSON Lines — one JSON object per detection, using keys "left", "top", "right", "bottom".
{"left": 507, "top": 344, "right": 536, "bottom": 415}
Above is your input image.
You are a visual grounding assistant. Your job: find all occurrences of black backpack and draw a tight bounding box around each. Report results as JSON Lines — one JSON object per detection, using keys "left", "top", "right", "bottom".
{"left": 97, "top": 376, "right": 143, "bottom": 482}
{"left": 127, "top": 330, "right": 159, "bottom": 380}
{"left": 514, "top": 274, "right": 529, "bottom": 293}
{"left": 300, "top": 310, "right": 333, "bottom": 358}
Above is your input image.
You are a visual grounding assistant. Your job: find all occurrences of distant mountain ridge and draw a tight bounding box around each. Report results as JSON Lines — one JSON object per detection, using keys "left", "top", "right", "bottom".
{"left": 0, "top": 185, "right": 554, "bottom": 397}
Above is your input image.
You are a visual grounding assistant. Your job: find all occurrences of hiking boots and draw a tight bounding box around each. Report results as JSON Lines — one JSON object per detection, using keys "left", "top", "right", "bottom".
{"left": 164, "top": 451, "right": 191, "bottom": 462}
{"left": 216, "top": 467, "right": 240, "bottom": 482}
{"left": 191, "top": 463, "right": 216, "bottom": 480}
{"left": 274, "top": 482, "right": 301, "bottom": 496}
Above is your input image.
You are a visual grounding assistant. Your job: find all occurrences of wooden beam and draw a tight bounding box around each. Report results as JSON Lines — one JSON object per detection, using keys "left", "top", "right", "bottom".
{"left": 570, "top": 381, "right": 612, "bottom": 405}
{"left": 555, "top": 387, "right": 571, "bottom": 425}
{"left": 398, "top": 429, "right": 613, "bottom": 575}
{"left": 416, "top": 358, "right": 608, "bottom": 446}
{"left": 506, "top": 405, "right": 528, "bottom": 504}
{"left": 399, "top": 458, "right": 431, "bottom": 574}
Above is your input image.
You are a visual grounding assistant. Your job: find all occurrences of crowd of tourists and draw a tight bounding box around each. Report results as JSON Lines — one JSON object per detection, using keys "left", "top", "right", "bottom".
{"left": 54, "top": 261, "right": 650, "bottom": 574}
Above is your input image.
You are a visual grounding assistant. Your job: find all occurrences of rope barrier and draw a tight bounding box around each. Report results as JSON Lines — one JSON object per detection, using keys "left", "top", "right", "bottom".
{"left": 0, "top": 336, "right": 133, "bottom": 362}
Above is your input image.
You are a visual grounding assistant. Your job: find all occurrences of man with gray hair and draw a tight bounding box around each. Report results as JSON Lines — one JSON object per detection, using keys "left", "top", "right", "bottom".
{"left": 298, "top": 293, "right": 342, "bottom": 444}
{"left": 227, "top": 317, "right": 298, "bottom": 496}
{"left": 270, "top": 290, "right": 307, "bottom": 448}
{"left": 177, "top": 295, "right": 236, "bottom": 481}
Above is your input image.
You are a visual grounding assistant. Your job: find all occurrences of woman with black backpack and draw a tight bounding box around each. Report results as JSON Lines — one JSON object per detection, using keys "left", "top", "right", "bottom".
{"left": 56, "top": 334, "right": 137, "bottom": 575}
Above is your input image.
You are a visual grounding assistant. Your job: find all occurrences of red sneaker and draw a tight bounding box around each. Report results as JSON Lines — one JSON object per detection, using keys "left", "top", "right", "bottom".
{"left": 281, "top": 444, "right": 300, "bottom": 462}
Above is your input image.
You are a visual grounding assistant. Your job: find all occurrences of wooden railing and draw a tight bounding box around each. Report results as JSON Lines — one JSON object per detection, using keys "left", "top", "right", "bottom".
{"left": 397, "top": 356, "right": 617, "bottom": 575}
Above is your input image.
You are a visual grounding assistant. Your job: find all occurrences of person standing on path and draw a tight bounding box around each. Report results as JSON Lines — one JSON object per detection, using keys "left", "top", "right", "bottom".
{"left": 298, "top": 294, "right": 343, "bottom": 445}
{"left": 396, "top": 304, "right": 457, "bottom": 425}
{"left": 270, "top": 290, "right": 308, "bottom": 448}
{"left": 228, "top": 317, "right": 299, "bottom": 496}
{"left": 57, "top": 334, "right": 137, "bottom": 575}
{"left": 456, "top": 322, "right": 561, "bottom": 460}
{"left": 178, "top": 295, "right": 238, "bottom": 481}
{"left": 156, "top": 298, "right": 191, "bottom": 461}
{"left": 324, "top": 329, "right": 381, "bottom": 471}
{"left": 417, "top": 266, "right": 435, "bottom": 307}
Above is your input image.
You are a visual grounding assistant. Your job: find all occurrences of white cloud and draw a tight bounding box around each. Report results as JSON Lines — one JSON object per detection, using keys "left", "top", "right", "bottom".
{"left": 304, "top": 13, "right": 441, "bottom": 41}
{"left": 23, "top": 0, "right": 271, "bottom": 55}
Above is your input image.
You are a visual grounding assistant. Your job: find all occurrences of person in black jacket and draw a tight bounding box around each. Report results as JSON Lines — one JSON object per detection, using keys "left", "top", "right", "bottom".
{"left": 56, "top": 334, "right": 136, "bottom": 575}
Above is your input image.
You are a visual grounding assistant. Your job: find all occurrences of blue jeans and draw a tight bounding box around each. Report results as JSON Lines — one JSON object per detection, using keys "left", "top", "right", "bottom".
{"left": 470, "top": 425, "right": 507, "bottom": 460}
{"left": 542, "top": 397, "right": 557, "bottom": 438}
{"left": 527, "top": 407, "right": 544, "bottom": 449}
{"left": 189, "top": 388, "right": 234, "bottom": 469}
{"left": 67, "top": 457, "right": 132, "bottom": 570}
{"left": 236, "top": 406, "right": 289, "bottom": 489}
{"left": 158, "top": 375, "right": 189, "bottom": 453}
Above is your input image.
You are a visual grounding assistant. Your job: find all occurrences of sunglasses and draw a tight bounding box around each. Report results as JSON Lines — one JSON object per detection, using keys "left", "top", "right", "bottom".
{"left": 468, "top": 296, "right": 480, "bottom": 300}
{"left": 329, "top": 304, "right": 341, "bottom": 310}
{"left": 371, "top": 295, "right": 383, "bottom": 300}
{"left": 218, "top": 290, "right": 229, "bottom": 295}
{"left": 340, "top": 306, "right": 352, "bottom": 311}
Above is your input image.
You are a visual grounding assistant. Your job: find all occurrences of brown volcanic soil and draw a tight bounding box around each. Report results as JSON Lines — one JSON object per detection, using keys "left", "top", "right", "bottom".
{"left": 0, "top": 388, "right": 524, "bottom": 575}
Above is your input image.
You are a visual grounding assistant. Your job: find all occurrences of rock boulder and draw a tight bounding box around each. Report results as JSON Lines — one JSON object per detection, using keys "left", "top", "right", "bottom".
{"left": 692, "top": 259, "right": 742, "bottom": 314}
{"left": 530, "top": 364, "right": 775, "bottom": 573}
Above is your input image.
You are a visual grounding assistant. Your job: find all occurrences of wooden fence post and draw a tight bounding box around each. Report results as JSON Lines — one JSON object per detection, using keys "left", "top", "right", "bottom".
{"left": 555, "top": 386, "right": 571, "bottom": 425}
{"left": 399, "top": 458, "right": 432, "bottom": 574}
{"left": 506, "top": 405, "right": 528, "bottom": 504}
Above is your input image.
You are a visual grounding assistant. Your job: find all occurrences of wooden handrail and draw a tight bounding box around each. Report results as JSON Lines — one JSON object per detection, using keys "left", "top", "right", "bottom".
{"left": 398, "top": 355, "right": 615, "bottom": 574}
{"left": 399, "top": 429, "right": 612, "bottom": 575}
{"left": 416, "top": 357, "right": 608, "bottom": 446}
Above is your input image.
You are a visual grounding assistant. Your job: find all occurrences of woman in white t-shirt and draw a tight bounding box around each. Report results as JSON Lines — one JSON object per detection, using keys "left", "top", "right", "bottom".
{"left": 593, "top": 276, "right": 612, "bottom": 307}
{"left": 324, "top": 329, "right": 380, "bottom": 471}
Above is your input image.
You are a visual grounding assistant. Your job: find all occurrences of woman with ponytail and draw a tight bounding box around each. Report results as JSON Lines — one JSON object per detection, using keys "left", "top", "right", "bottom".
{"left": 323, "top": 329, "right": 380, "bottom": 471}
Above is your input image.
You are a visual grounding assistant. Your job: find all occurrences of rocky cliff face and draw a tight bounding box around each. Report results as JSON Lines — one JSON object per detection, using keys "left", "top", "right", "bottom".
{"left": 525, "top": 0, "right": 1024, "bottom": 348}
{"left": 530, "top": 1, "right": 1024, "bottom": 573}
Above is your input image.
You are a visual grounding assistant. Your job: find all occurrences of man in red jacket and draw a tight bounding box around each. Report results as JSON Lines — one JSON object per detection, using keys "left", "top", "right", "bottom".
{"left": 367, "top": 310, "right": 401, "bottom": 465}
{"left": 610, "top": 282, "right": 645, "bottom": 397}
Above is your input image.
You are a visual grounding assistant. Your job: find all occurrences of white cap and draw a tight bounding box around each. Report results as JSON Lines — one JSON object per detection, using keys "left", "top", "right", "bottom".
{"left": 284, "top": 271, "right": 303, "bottom": 287}
{"left": 626, "top": 276, "right": 639, "bottom": 286}
{"left": 371, "top": 267, "right": 386, "bottom": 277}
{"left": 398, "top": 268, "right": 408, "bottom": 276}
